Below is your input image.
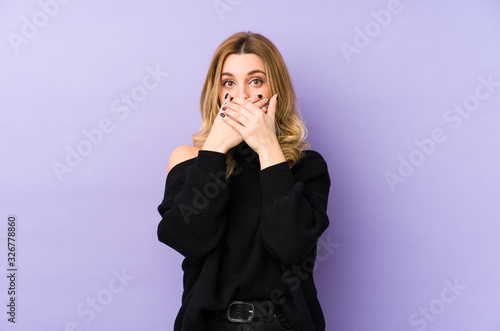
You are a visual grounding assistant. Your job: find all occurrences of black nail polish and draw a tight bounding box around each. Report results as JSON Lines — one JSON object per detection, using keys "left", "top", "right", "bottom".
{"left": 220, "top": 113, "right": 226, "bottom": 117}
{"left": 276, "top": 95, "right": 279, "bottom": 101}
{"left": 222, "top": 107, "right": 226, "bottom": 111}
{"left": 224, "top": 93, "right": 228, "bottom": 99}
{"left": 230, "top": 97, "right": 234, "bottom": 101}
{"left": 258, "top": 94, "right": 262, "bottom": 99}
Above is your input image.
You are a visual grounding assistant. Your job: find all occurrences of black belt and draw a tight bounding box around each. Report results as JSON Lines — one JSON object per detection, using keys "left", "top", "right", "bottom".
{"left": 212, "top": 300, "right": 284, "bottom": 323}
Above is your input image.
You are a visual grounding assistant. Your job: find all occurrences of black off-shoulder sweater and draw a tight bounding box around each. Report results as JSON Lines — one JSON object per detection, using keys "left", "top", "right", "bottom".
{"left": 157, "top": 142, "right": 331, "bottom": 331}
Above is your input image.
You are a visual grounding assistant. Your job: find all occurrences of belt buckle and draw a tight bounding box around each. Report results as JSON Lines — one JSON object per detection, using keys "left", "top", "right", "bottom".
{"left": 227, "top": 301, "right": 254, "bottom": 323}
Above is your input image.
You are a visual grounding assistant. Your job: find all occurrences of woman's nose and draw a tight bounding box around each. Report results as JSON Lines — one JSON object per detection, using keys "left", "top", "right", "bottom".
{"left": 235, "top": 86, "right": 250, "bottom": 99}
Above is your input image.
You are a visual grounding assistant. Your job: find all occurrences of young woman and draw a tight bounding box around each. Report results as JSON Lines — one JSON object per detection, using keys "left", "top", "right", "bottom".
{"left": 157, "top": 32, "right": 331, "bottom": 331}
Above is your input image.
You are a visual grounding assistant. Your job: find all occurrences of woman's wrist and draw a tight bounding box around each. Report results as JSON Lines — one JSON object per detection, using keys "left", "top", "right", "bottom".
{"left": 257, "top": 142, "right": 286, "bottom": 170}
{"left": 201, "top": 139, "right": 229, "bottom": 154}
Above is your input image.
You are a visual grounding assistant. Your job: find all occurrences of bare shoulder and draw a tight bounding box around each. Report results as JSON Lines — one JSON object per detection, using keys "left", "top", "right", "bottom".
{"left": 167, "top": 145, "right": 201, "bottom": 173}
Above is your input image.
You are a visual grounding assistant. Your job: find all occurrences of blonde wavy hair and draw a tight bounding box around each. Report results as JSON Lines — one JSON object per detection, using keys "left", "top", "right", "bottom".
{"left": 192, "top": 32, "right": 310, "bottom": 178}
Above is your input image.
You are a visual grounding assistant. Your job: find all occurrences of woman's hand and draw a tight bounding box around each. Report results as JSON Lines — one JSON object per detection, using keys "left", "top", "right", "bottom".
{"left": 221, "top": 94, "right": 286, "bottom": 169}
{"left": 202, "top": 94, "right": 266, "bottom": 154}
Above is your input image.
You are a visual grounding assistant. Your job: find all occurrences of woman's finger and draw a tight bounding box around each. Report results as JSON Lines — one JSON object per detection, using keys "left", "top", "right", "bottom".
{"left": 220, "top": 92, "right": 231, "bottom": 111}
{"left": 224, "top": 105, "right": 249, "bottom": 126}
{"left": 220, "top": 111, "right": 243, "bottom": 134}
{"left": 266, "top": 94, "right": 278, "bottom": 120}
{"left": 230, "top": 96, "right": 267, "bottom": 115}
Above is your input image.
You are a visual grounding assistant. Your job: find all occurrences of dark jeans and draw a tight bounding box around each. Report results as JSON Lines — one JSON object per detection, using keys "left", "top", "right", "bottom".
{"left": 207, "top": 312, "right": 295, "bottom": 330}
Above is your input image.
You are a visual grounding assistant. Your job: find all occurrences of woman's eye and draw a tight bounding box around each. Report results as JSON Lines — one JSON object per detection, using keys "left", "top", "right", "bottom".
{"left": 250, "top": 79, "right": 262, "bottom": 86}
{"left": 223, "top": 81, "right": 234, "bottom": 87}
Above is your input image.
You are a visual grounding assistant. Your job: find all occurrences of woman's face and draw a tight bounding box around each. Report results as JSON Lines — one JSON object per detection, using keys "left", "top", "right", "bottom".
{"left": 219, "top": 53, "right": 270, "bottom": 104}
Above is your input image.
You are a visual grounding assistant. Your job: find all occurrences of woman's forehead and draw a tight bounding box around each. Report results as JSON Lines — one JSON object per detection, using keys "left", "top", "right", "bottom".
{"left": 222, "top": 54, "right": 265, "bottom": 74}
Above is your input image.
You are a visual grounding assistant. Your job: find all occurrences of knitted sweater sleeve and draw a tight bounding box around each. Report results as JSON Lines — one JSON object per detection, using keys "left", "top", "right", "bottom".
{"left": 259, "top": 151, "right": 331, "bottom": 265}
{"left": 157, "top": 151, "right": 229, "bottom": 262}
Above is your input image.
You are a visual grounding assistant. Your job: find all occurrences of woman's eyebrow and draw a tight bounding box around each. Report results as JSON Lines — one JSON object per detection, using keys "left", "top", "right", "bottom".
{"left": 221, "top": 69, "right": 266, "bottom": 77}
{"left": 247, "top": 69, "right": 266, "bottom": 76}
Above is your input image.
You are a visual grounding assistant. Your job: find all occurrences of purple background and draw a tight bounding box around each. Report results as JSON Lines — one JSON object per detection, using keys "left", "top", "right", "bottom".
{"left": 1, "top": 0, "right": 500, "bottom": 330}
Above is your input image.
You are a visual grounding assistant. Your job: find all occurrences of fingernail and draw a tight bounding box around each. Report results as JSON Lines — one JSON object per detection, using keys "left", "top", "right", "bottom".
{"left": 220, "top": 113, "right": 226, "bottom": 117}
{"left": 222, "top": 107, "right": 226, "bottom": 111}
{"left": 230, "top": 97, "right": 234, "bottom": 101}
{"left": 258, "top": 94, "right": 262, "bottom": 99}
{"left": 264, "top": 98, "right": 268, "bottom": 103}
{"left": 277, "top": 95, "right": 279, "bottom": 101}
{"left": 224, "top": 101, "right": 228, "bottom": 106}
{"left": 224, "top": 93, "right": 228, "bottom": 99}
